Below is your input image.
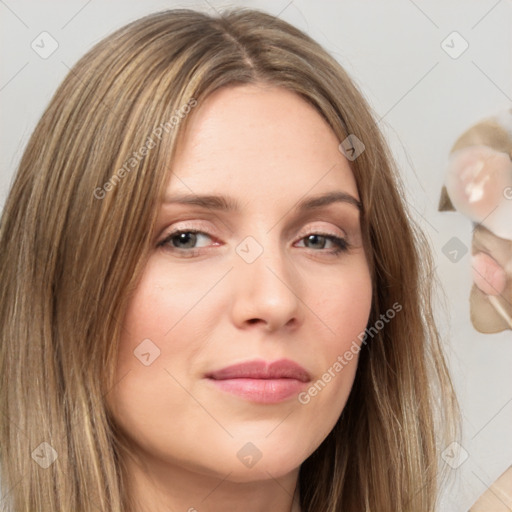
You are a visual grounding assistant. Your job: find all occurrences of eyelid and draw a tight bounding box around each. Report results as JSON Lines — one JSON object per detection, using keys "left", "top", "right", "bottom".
{"left": 294, "top": 222, "right": 347, "bottom": 240}
{"left": 158, "top": 219, "right": 218, "bottom": 240}
{"left": 159, "top": 220, "right": 348, "bottom": 245}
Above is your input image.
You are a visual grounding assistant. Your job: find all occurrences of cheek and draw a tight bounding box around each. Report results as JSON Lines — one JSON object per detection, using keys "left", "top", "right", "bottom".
{"left": 117, "top": 262, "right": 221, "bottom": 367}
{"left": 106, "top": 267, "right": 212, "bottom": 455}
{"left": 123, "top": 276, "right": 194, "bottom": 338}
{"left": 295, "top": 260, "right": 372, "bottom": 423}
{"left": 317, "top": 261, "right": 373, "bottom": 348}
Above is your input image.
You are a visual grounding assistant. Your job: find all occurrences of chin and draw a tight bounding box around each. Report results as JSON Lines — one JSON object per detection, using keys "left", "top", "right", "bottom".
{"left": 182, "top": 438, "right": 311, "bottom": 484}
{"left": 218, "top": 457, "right": 303, "bottom": 484}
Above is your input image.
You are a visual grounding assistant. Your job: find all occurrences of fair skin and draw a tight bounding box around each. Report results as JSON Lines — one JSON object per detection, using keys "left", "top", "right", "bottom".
{"left": 107, "top": 83, "right": 373, "bottom": 512}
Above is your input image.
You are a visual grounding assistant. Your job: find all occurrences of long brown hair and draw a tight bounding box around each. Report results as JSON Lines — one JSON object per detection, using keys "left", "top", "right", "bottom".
{"left": 0, "top": 8, "right": 458, "bottom": 511}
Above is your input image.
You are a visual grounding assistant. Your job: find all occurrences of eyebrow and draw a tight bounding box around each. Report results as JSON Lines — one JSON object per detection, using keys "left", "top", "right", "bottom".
{"left": 163, "top": 191, "right": 362, "bottom": 212}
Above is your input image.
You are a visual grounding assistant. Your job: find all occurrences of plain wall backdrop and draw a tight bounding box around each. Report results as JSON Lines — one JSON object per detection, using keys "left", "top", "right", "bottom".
{"left": 1, "top": 1, "right": 511, "bottom": 510}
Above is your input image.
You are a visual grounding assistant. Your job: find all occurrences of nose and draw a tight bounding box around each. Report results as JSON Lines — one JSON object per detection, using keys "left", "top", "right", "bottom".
{"left": 229, "top": 239, "right": 304, "bottom": 332}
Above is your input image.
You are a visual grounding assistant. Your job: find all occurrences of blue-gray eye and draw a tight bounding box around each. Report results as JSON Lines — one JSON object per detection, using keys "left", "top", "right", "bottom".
{"left": 298, "top": 234, "right": 349, "bottom": 253}
{"left": 159, "top": 230, "right": 213, "bottom": 250}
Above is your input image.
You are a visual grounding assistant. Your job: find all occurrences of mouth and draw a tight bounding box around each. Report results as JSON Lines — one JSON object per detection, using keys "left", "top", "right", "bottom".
{"left": 205, "top": 359, "right": 311, "bottom": 404}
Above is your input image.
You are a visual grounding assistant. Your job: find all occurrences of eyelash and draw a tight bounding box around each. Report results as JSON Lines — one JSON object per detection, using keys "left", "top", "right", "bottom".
{"left": 157, "top": 229, "right": 350, "bottom": 257}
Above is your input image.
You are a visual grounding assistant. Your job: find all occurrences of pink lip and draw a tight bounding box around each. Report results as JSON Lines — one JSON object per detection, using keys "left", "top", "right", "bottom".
{"left": 205, "top": 359, "right": 311, "bottom": 404}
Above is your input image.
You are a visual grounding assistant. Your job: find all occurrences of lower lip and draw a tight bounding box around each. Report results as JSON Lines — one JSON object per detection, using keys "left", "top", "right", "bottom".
{"left": 207, "top": 378, "right": 307, "bottom": 403}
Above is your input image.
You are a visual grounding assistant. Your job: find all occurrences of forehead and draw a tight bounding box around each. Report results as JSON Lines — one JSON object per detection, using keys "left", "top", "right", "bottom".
{"left": 168, "top": 84, "right": 358, "bottom": 201}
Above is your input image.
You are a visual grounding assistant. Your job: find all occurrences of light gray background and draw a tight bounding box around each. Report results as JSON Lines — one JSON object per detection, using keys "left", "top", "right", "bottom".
{"left": 1, "top": 1, "right": 511, "bottom": 510}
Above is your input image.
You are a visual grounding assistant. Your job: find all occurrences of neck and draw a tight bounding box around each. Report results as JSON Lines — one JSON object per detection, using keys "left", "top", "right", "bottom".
{"left": 122, "top": 453, "right": 301, "bottom": 512}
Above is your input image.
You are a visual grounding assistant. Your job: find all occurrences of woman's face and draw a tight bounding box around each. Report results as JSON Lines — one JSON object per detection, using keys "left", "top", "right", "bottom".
{"left": 108, "top": 84, "right": 372, "bottom": 484}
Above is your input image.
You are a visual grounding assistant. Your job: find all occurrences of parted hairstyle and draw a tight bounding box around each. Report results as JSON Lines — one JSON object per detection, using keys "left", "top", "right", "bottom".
{"left": 0, "top": 8, "right": 458, "bottom": 512}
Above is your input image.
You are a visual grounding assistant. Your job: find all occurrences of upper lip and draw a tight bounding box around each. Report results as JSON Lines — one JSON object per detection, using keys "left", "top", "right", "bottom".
{"left": 206, "top": 359, "right": 311, "bottom": 382}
